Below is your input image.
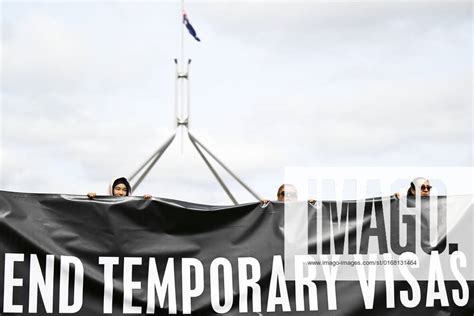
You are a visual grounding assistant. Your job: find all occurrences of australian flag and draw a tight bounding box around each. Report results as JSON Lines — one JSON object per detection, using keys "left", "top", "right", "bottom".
{"left": 183, "top": 12, "right": 201, "bottom": 42}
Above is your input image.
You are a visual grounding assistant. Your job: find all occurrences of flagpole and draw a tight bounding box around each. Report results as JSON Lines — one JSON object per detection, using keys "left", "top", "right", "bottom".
{"left": 179, "top": 0, "right": 185, "bottom": 153}
{"left": 129, "top": 4, "right": 261, "bottom": 202}
{"left": 180, "top": 0, "right": 185, "bottom": 67}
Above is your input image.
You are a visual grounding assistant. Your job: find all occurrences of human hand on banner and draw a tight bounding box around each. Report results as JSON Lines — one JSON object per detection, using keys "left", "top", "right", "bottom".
{"left": 87, "top": 192, "right": 96, "bottom": 199}
{"left": 143, "top": 194, "right": 152, "bottom": 200}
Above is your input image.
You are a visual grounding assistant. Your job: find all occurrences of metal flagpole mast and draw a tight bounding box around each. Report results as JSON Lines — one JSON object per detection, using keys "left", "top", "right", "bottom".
{"left": 189, "top": 135, "right": 238, "bottom": 204}
{"left": 129, "top": 134, "right": 176, "bottom": 191}
{"left": 128, "top": 2, "right": 261, "bottom": 203}
{"left": 180, "top": 0, "right": 184, "bottom": 67}
{"left": 189, "top": 133, "right": 261, "bottom": 201}
{"left": 179, "top": 0, "right": 185, "bottom": 152}
{"left": 178, "top": 0, "right": 189, "bottom": 152}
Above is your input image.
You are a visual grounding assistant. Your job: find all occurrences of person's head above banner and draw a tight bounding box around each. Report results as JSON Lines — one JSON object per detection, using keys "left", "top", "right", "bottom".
{"left": 394, "top": 177, "right": 432, "bottom": 199}
{"left": 277, "top": 184, "right": 298, "bottom": 202}
{"left": 408, "top": 177, "right": 432, "bottom": 197}
{"left": 87, "top": 177, "right": 151, "bottom": 200}
{"left": 109, "top": 177, "right": 131, "bottom": 197}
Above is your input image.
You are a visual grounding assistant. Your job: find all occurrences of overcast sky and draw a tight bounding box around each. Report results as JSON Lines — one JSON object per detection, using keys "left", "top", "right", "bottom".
{"left": 0, "top": 1, "right": 472, "bottom": 204}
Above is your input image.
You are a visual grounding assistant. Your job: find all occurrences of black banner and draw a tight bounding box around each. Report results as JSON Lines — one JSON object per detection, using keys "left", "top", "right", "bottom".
{"left": 0, "top": 191, "right": 472, "bottom": 315}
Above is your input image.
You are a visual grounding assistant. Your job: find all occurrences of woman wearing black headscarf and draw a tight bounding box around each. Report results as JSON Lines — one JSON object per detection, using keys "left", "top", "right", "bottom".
{"left": 87, "top": 177, "right": 152, "bottom": 199}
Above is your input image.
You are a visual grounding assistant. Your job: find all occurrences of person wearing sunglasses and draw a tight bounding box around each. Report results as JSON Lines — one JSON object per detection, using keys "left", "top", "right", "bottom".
{"left": 394, "top": 177, "right": 432, "bottom": 199}
{"left": 407, "top": 177, "right": 432, "bottom": 197}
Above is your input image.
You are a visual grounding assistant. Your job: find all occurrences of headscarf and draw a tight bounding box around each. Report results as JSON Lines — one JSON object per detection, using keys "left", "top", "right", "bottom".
{"left": 407, "top": 177, "right": 429, "bottom": 196}
{"left": 109, "top": 177, "right": 132, "bottom": 196}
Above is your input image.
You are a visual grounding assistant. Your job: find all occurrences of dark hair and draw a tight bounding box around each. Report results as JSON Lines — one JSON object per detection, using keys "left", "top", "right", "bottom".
{"left": 112, "top": 177, "right": 132, "bottom": 196}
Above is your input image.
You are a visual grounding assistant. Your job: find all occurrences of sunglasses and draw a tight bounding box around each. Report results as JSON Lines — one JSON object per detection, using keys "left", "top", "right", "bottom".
{"left": 420, "top": 184, "right": 432, "bottom": 191}
{"left": 278, "top": 191, "right": 297, "bottom": 198}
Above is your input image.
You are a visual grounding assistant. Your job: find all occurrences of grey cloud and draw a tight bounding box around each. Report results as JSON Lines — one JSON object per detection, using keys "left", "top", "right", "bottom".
{"left": 1, "top": 1, "right": 472, "bottom": 204}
